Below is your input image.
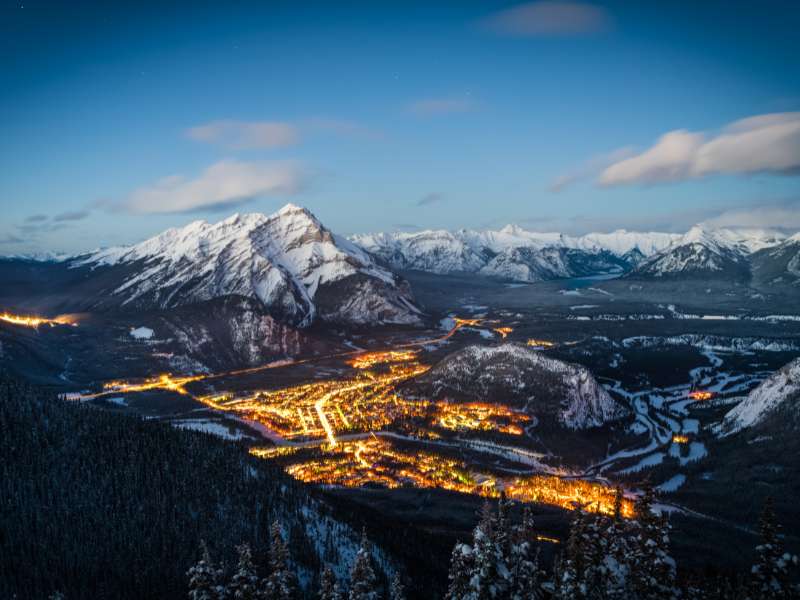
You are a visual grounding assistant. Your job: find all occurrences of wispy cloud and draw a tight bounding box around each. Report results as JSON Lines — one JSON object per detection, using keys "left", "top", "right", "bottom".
{"left": 518, "top": 198, "right": 800, "bottom": 235}
{"left": 0, "top": 233, "right": 24, "bottom": 245}
{"left": 392, "top": 224, "right": 423, "bottom": 232}
{"left": 549, "top": 146, "right": 635, "bottom": 192}
{"left": 482, "top": 1, "right": 612, "bottom": 37}
{"left": 186, "top": 120, "right": 300, "bottom": 150}
{"left": 54, "top": 210, "right": 90, "bottom": 222}
{"left": 599, "top": 112, "right": 800, "bottom": 187}
{"left": 25, "top": 214, "right": 48, "bottom": 223}
{"left": 700, "top": 199, "right": 800, "bottom": 231}
{"left": 408, "top": 98, "right": 474, "bottom": 116}
{"left": 416, "top": 192, "right": 445, "bottom": 206}
{"left": 123, "top": 159, "right": 306, "bottom": 214}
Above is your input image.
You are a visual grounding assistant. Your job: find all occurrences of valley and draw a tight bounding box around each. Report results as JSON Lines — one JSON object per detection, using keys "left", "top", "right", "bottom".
{"left": 7, "top": 267, "right": 795, "bottom": 574}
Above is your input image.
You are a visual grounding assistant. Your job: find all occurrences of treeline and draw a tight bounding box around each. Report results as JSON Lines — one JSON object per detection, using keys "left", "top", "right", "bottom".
{"left": 443, "top": 490, "right": 798, "bottom": 600}
{"left": 182, "top": 488, "right": 799, "bottom": 599}
{"left": 0, "top": 375, "right": 382, "bottom": 599}
{"left": 185, "top": 526, "right": 403, "bottom": 600}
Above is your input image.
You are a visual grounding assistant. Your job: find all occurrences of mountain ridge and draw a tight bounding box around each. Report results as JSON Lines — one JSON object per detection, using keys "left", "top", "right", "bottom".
{"left": 65, "top": 204, "right": 423, "bottom": 327}
{"left": 352, "top": 222, "right": 793, "bottom": 283}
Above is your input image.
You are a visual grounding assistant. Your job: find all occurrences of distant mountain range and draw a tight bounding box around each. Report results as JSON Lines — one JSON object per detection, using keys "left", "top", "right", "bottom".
{"left": 352, "top": 224, "right": 799, "bottom": 284}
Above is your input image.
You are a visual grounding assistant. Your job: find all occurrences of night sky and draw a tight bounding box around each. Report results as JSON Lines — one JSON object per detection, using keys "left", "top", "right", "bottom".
{"left": 1, "top": 0, "right": 799, "bottom": 253}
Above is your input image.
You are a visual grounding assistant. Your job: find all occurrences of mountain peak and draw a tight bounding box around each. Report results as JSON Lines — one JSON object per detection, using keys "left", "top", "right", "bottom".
{"left": 277, "top": 202, "right": 306, "bottom": 215}
{"left": 74, "top": 207, "right": 421, "bottom": 327}
{"left": 499, "top": 224, "right": 526, "bottom": 236}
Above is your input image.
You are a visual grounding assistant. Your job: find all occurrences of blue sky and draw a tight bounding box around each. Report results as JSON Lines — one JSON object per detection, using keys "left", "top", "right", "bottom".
{"left": 1, "top": 0, "right": 799, "bottom": 253}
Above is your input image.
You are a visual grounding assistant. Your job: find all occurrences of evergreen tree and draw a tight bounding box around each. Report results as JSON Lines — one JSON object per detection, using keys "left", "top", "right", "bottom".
{"left": 470, "top": 501, "right": 504, "bottom": 599}
{"left": 348, "top": 530, "right": 380, "bottom": 600}
{"left": 389, "top": 573, "right": 406, "bottom": 600}
{"left": 749, "top": 498, "right": 799, "bottom": 600}
{"left": 629, "top": 485, "right": 677, "bottom": 600}
{"left": 263, "top": 522, "right": 297, "bottom": 600}
{"left": 229, "top": 543, "right": 260, "bottom": 600}
{"left": 602, "top": 493, "right": 633, "bottom": 600}
{"left": 554, "top": 508, "right": 587, "bottom": 599}
{"left": 188, "top": 541, "right": 225, "bottom": 600}
{"left": 319, "top": 566, "right": 342, "bottom": 600}
{"left": 445, "top": 543, "right": 474, "bottom": 600}
{"left": 509, "top": 507, "right": 543, "bottom": 600}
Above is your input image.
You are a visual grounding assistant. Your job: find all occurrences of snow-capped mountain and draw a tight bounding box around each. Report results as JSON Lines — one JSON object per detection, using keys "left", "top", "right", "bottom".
{"left": 405, "top": 343, "right": 630, "bottom": 430}
{"left": 630, "top": 225, "right": 786, "bottom": 280}
{"left": 72, "top": 204, "right": 422, "bottom": 327}
{"left": 351, "top": 226, "right": 679, "bottom": 282}
{"left": 717, "top": 357, "right": 800, "bottom": 436}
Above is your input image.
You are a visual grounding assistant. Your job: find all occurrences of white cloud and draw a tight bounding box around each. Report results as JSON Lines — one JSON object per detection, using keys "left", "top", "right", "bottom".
{"left": 408, "top": 98, "right": 474, "bottom": 116}
{"left": 483, "top": 1, "right": 612, "bottom": 37}
{"left": 125, "top": 160, "right": 305, "bottom": 214}
{"left": 599, "top": 112, "right": 800, "bottom": 186}
{"left": 186, "top": 120, "right": 300, "bottom": 150}
{"left": 549, "top": 146, "right": 635, "bottom": 192}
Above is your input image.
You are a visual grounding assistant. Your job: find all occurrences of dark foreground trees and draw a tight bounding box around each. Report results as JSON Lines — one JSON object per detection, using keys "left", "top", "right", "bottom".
{"left": 443, "top": 491, "right": 798, "bottom": 600}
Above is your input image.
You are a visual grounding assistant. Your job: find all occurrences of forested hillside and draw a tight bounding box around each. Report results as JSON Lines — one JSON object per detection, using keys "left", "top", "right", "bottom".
{"left": 0, "top": 375, "right": 384, "bottom": 599}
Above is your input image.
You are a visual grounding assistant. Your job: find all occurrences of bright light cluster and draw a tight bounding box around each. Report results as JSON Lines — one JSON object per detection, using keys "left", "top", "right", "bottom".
{"left": 284, "top": 437, "right": 634, "bottom": 517}
{"left": 434, "top": 401, "right": 530, "bottom": 435}
{"left": 348, "top": 350, "right": 418, "bottom": 369}
{"left": 0, "top": 312, "right": 74, "bottom": 328}
{"left": 103, "top": 373, "right": 203, "bottom": 396}
{"left": 526, "top": 339, "right": 555, "bottom": 348}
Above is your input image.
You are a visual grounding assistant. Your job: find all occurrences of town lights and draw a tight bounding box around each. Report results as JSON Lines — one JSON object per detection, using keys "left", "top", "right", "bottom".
{"left": 0, "top": 312, "right": 74, "bottom": 328}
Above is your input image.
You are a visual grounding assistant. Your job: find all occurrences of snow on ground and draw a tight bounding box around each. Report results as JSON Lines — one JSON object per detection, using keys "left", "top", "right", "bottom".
{"left": 129, "top": 326, "right": 154, "bottom": 339}
{"left": 657, "top": 474, "right": 686, "bottom": 493}
{"left": 620, "top": 451, "right": 665, "bottom": 474}
{"left": 440, "top": 316, "right": 456, "bottom": 330}
{"left": 682, "top": 418, "right": 699, "bottom": 434}
{"left": 172, "top": 419, "right": 247, "bottom": 440}
{"left": 569, "top": 304, "right": 599, "bottom": 310}
{"left": 106, "top": 397, "right": 127, "bottom": 406}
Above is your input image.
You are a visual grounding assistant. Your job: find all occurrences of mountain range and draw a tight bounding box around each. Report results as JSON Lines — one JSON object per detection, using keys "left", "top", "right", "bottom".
{"left": 352, "top": 223, "right": 799, "bottom": 284}
{"left": 3, "top": 206, "right": 799, "bottom": 334}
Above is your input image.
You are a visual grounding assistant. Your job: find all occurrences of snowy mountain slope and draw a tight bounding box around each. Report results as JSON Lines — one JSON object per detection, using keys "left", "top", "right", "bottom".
{"left": 717, "top": 357, "right": 800, "bottom": 436}
{"left": 352, "top": 229, "right": 487, "bottom": 274}
{"left": 629, "top": 225, "right": 784, "bottom": 280}
{"left": 750, "top": 233, "right": 800, "bottom": 286}
{"left": 72, "top": 204, "right": 421, "bottom": 327}
{"left": 479, "top": 246, "right": 628, "bottom": 282}
{"left": 406, "top": 343, "right": 630, "bottom": 430}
